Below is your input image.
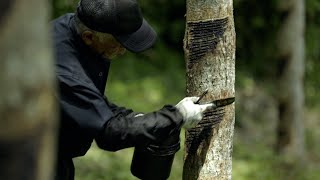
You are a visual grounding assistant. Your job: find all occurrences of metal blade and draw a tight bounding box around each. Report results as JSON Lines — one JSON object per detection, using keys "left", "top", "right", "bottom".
{"left": 212, "top": 97, "right": 235, "bottom": 108}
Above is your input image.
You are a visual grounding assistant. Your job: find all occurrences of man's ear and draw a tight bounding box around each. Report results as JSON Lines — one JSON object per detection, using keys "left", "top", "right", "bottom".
{"left": 81, "top": 31, "right": 94, "bottom": 45}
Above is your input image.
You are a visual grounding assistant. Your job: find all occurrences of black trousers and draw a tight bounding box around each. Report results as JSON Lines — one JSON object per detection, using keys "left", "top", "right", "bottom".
{"left": 55, "top": 158, "right": 75, "bottom": 180}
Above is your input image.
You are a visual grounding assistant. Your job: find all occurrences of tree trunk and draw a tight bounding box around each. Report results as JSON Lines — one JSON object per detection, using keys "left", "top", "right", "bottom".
{"left": 276, "top": 0, "right": 305, "bottom": 161}
{"left": 183, "top": 0, "right": 236, "bottom": 179}
{"left": 0, "top": 1, "right": 57, "bottom": 180}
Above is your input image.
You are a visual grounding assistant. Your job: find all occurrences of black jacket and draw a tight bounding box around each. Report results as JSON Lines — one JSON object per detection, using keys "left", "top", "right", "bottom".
{"left": 52, "top": 13, "right": 183, "bottom": 158}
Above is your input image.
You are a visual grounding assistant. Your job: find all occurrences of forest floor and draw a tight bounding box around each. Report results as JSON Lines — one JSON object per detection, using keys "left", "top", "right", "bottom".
{"left": 73, "top": 111, "right": 320, "bottom": 180}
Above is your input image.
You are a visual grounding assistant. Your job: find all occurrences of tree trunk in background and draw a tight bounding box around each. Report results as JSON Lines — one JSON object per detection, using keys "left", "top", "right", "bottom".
{"left": 183, "top": 0, "right": 235, "bottom": 179}
{"left": 0, "top": 1, "right": 57, "bottom": 180}
{"left": 276, "top": 0, "right": 305, "bottom": 162}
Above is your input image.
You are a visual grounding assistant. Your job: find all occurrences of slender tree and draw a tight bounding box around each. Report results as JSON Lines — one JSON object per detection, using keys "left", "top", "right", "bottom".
{"left": 0, "top": 0, "right": 57, "bottom": 180}
{"left": 276, "top": 0, "right": 305, "bottom": 161}
{"left": 183, "top": 0, "right": 236, "bottom": 179}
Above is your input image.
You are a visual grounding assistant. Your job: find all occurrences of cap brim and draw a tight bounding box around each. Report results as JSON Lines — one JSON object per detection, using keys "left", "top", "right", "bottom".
{"left": 114, "top": 19, "right": 157, "bottom": 53}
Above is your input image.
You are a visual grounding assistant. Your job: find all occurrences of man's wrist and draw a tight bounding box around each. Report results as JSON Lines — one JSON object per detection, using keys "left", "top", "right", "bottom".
{"left": 162, "top": 105, "right": 184, "bottom": 128}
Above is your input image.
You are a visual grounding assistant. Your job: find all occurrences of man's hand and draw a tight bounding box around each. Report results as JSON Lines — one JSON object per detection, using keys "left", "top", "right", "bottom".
{"left": 175, "top": 97, "right": 214, "bottom": 129}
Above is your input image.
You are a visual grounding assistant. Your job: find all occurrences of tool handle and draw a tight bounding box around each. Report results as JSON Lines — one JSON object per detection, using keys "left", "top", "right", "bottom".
{"left": 195, "top": 90, "right": 208, "bottom": 104}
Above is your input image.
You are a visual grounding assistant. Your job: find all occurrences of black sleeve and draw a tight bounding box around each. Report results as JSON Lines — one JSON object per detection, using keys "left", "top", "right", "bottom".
{"left": 58, "top": 74, "right": 183, "bottom": 152}
{"left": 102, "top": 96, "right": 142, "bottom": 118}
{"left": 58, "top": 75, "right": 114, "bottom": 137}
{"left": 95, "top": 104, "right": 184, "bottom": 152}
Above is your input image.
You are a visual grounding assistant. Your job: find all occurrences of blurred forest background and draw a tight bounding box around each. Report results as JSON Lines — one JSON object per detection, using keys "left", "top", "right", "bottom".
{"left": 52, "top": 0, "right": 320, "bottom": 179}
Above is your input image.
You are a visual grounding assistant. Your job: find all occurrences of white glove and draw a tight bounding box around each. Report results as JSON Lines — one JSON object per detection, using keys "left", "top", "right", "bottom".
{"left": 175, "top": 97, "right": 214, "bottom": 129}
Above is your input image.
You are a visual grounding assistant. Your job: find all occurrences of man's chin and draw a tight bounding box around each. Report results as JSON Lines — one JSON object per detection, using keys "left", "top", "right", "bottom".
{"left": 103, "top": 53, "right": 117, "bottom": 60}
{"left": 104, "top": 52, "right": 126, "bottom": 60}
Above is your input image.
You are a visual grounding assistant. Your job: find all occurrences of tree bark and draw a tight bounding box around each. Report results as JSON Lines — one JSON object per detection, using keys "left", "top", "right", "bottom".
{"left": 276, "top": 0, "right": 305, "bottom": 161}
{"left": 0, "top": 0, "right": 57, "bottom": 180}
{"left": 183, "top": 0, "right": 235, "bottom": 179}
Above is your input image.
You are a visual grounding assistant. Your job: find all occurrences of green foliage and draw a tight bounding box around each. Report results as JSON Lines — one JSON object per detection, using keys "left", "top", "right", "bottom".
{"left": 233, "top": 141, "right": 320, "bottom": 180}
{"left": 234, "top": 0, "right": 280, "bottom": 80}
{"left": 305, "top": 0, "right": 320, "bottom": 106}
{"left": 106, "top": 43, "right": 186, "bottom": 112}
{"left": 51, "top": 0, "right": 78, "bottom": 18}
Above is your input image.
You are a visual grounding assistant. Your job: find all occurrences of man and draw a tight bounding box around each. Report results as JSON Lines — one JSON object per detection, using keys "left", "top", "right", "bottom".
{"left": 52, "top": 0, "right": 213, "bottom": 179}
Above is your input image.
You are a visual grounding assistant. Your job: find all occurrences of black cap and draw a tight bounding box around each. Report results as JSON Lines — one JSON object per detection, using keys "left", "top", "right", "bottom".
{"left": 77, "top": 0, "right": 157, "bottom": 53}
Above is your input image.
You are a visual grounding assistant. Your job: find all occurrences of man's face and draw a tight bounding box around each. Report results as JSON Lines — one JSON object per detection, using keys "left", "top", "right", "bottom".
{"left": 82, "top": 31, "right": 127, "bottom": 59}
